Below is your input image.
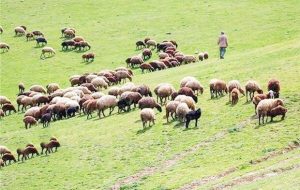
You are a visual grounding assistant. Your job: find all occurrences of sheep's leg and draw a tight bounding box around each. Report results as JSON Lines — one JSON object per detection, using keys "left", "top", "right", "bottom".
{"left": 246, "top": 91, "right": 248, "bottom": 102}
{"left": 258, "top": 114, "right": 261, "bottom": 125}
{"left": 185, "top": 119, "right": 190, "bottom": 129}
{"left": 102, "top": 110, "right": 105, "bottom": 117}
{"left": 195, "top": 119, "right": 198, "bottom": 127}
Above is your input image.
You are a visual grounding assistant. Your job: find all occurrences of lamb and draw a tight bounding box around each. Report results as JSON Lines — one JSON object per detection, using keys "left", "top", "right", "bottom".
{"left": 115, "top": 70, "right": 132, "bottom": 84}
{"left": 185, "top": 108, "right": 202, "bottom": 128}
{"left": 30, "top": 85, "right": 47, "bottom": 94}
{"left": 82, "top": 53, "right": 94, "bottom": 62}
{"left": 146, "top": 39, "right": 157, "bottom": 50}
{"left": 245, "top": 80, "right": 263, "bottom": 101}
{"left": 176, "top": 103, "right": 190, "bottom": 122}
{"left": 231, "top": 88, "right": 239, "bottom": 105}
{"left": 40, "top": 47, "right": 55, "bottom": 59}
{"left": 140, "top": 63, "right": 154, "bottom": 73}
{"left": 268, "top": 79, "right": 280, "bottom": 98}
{"left": 267, "top": 105, "right": 287, "bottom": 122}
{"left": 23, "top": 116, "right": 38, "bottom": 129}
{"left": 2, "top": 153, "right": 17, "bottom": 165}
{"left": 14, "top": 26, "right": 26, "bottom": 36}
{"left": 91, "top": 77, "right": 108, "bottom": 90}
{"left": 227, "top": 80, "right": 245, "bottom": 102}
{"left": 0, "top": 96, "right": 11, "bottom": 107}
{"left": 174, "top": 95, "right": 196, "bottom": 110}
{"left": 178, "top": 87, "right": 198, "bottom": 103}
{"left": 24, "top": 106, "right": 41, "bottom": 120}
{"left": 183, "top": 55, "right": 197, "bottom": 64}
{"left": 138, "top": 97, "right": 162, "bottom": 112}
{"left": 154, "top": 83, "right": 175, "bottom": 105}
{"left": 46, "top": 83, "right": 60, "bottom": 94}
{"left": 96, "top": 95, "right": 118, "bottom": 118}
{"left": 0, "top": 146, "right": 11, "bottom": 156}
{"left": 142, "top": 48, "right": 152, "bottom": 60}
{"left": 140, "top": 108, "right": 155, "bottom": 128}
{"left": 18, "top": 82, "right": 25, "bottom": 93}
{"left": 73, "top": 36, "right": 84, "bottom": 42}
{"left": 40, "top": 140, "right": 60, "bottom": 155}
{"left": 0, "top": 42, "right": 10, "bottom": 52}
{"left": 165, "top": 101, "right": 180, "bottom": 122}
{"left": 256, "top": 99, "right": 284, "bottom": 125}
{"left": 209, "top": 79, "right": 227, "bottom": 98}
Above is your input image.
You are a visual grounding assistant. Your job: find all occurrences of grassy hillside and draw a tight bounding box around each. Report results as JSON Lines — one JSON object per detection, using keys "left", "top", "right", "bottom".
{"left": 1, "top": 0, "right": 300, "bottom": 189}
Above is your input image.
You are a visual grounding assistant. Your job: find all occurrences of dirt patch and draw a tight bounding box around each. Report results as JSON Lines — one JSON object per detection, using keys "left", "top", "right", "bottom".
{"left": 211, "top": 163, "right": 300, "bottom": 190}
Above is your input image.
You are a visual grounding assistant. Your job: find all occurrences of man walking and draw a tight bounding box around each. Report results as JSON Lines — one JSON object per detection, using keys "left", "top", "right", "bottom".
{"left": 218, "top": 32, "right": 228, "bottom": 59}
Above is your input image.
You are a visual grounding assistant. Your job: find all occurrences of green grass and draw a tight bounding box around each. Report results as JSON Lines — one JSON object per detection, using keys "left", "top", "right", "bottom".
{"left": 1, "top": 0, "right": 300, "bottom": 189}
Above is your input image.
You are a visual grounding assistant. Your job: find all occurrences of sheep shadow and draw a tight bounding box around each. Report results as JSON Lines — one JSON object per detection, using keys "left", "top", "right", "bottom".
{"left": 243, "top": 101, "right": 252, "bottom": 105}
{"left": 136, "top": 125, "right": 153, "bottom": 134}
{"left": 173, "top": 122, "right": 184, "bottom": 129}
{"left": 40, "top": 55, "right": 54, "bottom": 60}
{"left": 60, "top": 49, "right": 74, "bottom": 53}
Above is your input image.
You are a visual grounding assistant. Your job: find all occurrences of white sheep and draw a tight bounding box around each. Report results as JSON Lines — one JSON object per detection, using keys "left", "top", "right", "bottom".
{"left": 180, "top": 76, "right": 197, "bottom": 87}
{"left": 140, "top": 108, "right": 155, "bottom": 128}
{"left": 256, "top": 99, "right": 284, "bottom": 125}
{"left": 96, "top": 95, "right": 118, "bottom": 118}
{"left": 176, "top": 103, "right": 190, "bottom": 122}
{"left": 108, "top": 87, "right": 120, "bottom": 97}
{"left": 174, "top": 95, "right": 196, "bottom": 110}
{"left": 0, "top": 96, "right": 11, "bottom": 107}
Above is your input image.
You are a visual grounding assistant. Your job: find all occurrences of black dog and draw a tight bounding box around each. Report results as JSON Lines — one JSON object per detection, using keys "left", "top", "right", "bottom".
{"left": 185, "top": 108, "right": 201, "bottom": 128}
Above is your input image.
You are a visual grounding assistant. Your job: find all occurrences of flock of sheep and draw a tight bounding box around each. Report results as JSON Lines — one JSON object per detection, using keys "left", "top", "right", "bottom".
{"left": 0, "top": 25, "right": 288, "bottom": 169}
{"left": 0, "top": 137, "right": 60, "bottom": 167}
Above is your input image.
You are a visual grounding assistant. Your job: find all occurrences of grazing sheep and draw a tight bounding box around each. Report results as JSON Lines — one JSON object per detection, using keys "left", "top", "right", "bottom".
{"left": 81, "top": 83, "right": 97, "bottom": 92}
{"left": 30, "top": 85, "right": 47, "bottom": 94}
{"left": 267, "top": 105, "right": 287, "bottom": 122}
{"left": 115, "top": 70, "right": 132, "bottom": 84}
{"left": 0, "top": 42, "right": 10, "bottom": 52}
{"left": 159, "top": 52, "right": 169, "bottom": 59}
{"left": 82, "top": 53, "right": 95, "bottom": 62}
{"left": 91, "top": 92, "right": 105, "bottom": 99}
{"left": 40, "top": 47, "right": 55, "bottom": 59}
{"left": 17, "top": 147, "right": 39, "bottom": 161}
{"left": 0, "top": 146, "right": 11, "bottom": 156}
{"left": 268, "top": 79, "right": 280, "bottom": 98}
{"left": 180, "top": 76, "right": 197, "bottom": 87}
{"left": 184, "top": 80, "right": 204, "bottom": 95}
{"left": 2, "top": 104, "right": 16, "bottom": 115}
{"left": 96, "top": 95, "right": 118, "bottom": 118}
{"left": 178, "top": 87, "right": 198, "bottom": 103}
{"left": 257, "top": 99, "right": 284, "bottom": 125}
{"left": 176, "top": 103, "right": 190, "bottom": 122}
{"left": 41, "top": 113, "right": 52, "bottom": 127}
{"left": 209, "top": 79, "right": 228, "bottom": 98}
{"left": 64, "top": 29, "right": 75, "bottom": 38}
{"left": 115, "top": 67, "right": 133, "bottom": 76}
{"left": 185, "top": 108, "right": 202, "bottom": 128}
{"left": 146, "top": 39, "right": 157, "bottom": 50}
{"left": 133, "top": 84, "right": 152, "bottom": 97}
{"left": 32, "top": 30, "right": 44, "bottom": 37}
{"left": 231, "top": 88, "right": 239, "bottom": 105}
{"left": 174, "top": 95, "right": 196, "bottom": 110}
{"left": 136, "top": 40, "right": 146, "bottom": 49}
{"left": 228, "top": 80, "right": 245, "bottom": 102}
{"left": 26, "top": 32, "right": 34, "bottom": 41}
{"left": 33, "top": 94, "right": 50, "bottom": 106}
{"left": 86, "top": 99, "right": 97, "bottom": 119}
{"left": 23, "top": 116, "right": 37, "bottom": 129}
{"left": 91, "top": 77, "right": 108, "bottom": 90}
{"left": 245, "top": 80, "right": 263, "bottom": 101}
{"left": 140, "top": 108, "right": 155, "bottom": 128}
{"left": 154, "top": 83, "right": 175, "bottom": 105}
{"left": 252, "top": 93, "right": 269, "bottom": 114}
{"left": 46, "top": 83, "right": 60, "bottom": 94}
{"left": 18, "top": 83, "right": 25, "bottom": 93}
{"left": 40, "top": 140, "right": 60, "bottom": 155}
{"left": 36, "top": 37, "right": 47, "bottom": 46}
{"left": 120, "top": 91, "right": 142, "bottom": 108}
{"left": 140, "top": 63, "right": 154, "bottom": 73}
{"left": 2, "top": 153, "right": 17, "bottom": 165}
{"left": 117, "top": 98, "right": 132, "bottom": 113}
{"left": 130, "top": 55, "right": 144, "bottom": 68}
{"left": 118, "top": 82, "right": 136, "bottom": 95}
{"left": 73, "top": 36, "right": 84, "bottom": 42}
{"left": 0, "top": 96, "right": 11, "bottom": 107}
{"left": 138, "top": 97, "right": 162, "bottom": 112}
{"left": 165, "top": 101, "right": 180, "bottom": 122}
{"left": 183, "top": 55, "right": 197, "bottom": 64}
{"left": 14, "top": 26, "right": 26, "bottom": 36}
{"left": 61, "top": 40, "right": 76, "bottom": 50}
{"left": 142, "top": 48, "right": 152, "bottom": 60}
{"left": 75, "top": 41, "right": 91, "bottom": 51}
{"left": 108, "top": 87, "right": 120, "bottom": 97}
{"left": 24, "top": 106, "right": 41, "bottom": 120}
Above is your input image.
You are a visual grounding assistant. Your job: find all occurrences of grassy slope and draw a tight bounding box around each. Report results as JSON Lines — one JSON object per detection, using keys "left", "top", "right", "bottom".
{"left": 1, "top": 0, "right": 300, "bottom": 189}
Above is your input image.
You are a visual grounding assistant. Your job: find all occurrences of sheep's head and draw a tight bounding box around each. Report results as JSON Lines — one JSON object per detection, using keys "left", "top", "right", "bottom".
{"left": 257, "top": 89, "right": 263, "bottom": 94}
{"left": 275, "top": 99, "right": 284, "bottom": 106}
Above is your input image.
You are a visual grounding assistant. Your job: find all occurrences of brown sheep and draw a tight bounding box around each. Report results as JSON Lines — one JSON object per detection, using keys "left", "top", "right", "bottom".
{"left": 2, "top": 103, "right": 16, "bottom": 115}
{"left": 73, "top": 36, "right": 85, "bottom": 42}
{"left": 26, "top": 32, "right": 34, "bottom": 41}
{"left": 2, "top": 153, "right": 17, "bottom": 165}
{"left": 133, "top": 84, "right": 152, "bottom": 97}
{"left": 268, "top": 79, "right": 280, "bottom": 98}
{"left": 252, "top": 93, "right": 270, "bottom": 114}
{"left": 17, "top": 147, "right": 39, "bottom": 161}
{"left": 0, "top": 146, "right": 11, "bottom": 156}
{"left": 115, "top": 70, "right": 132, "bottom": 84}
{"left": 138, "top": 97, "right": 162, "bottom": 112}
{"left": 30, "top": 85, "right": 47, "bottom": 94}
{"left": 40, "top": 140, "right": 60, "bottom": 155}
{"left": 165, "top": 101, "right": 180, "bottom": 122}
{"left": 267, "top": 105, "right": 287, "bottom": 122}
{"left": 14, "top": 26, "right": 26, "bottom": 36}
{"left": 142, "top": 48, "right": 152, "bottom": 60}
{"left": 245, "top": 80, "right": 263, "bottom": 102}
{"left": 257, "top": 99, "right": 284, "bottom": 125}
{"left": 209, "top": 79, "right": 227, "bottom": 99}
{"left": 178, "top": 87, "right": 198, "bottom": 103}
{"left": 130, "top": 56, "right": 144, "bottom": 68}
{"left": 20, "top": 96, "right": 34, "bottom": 111}
{"left": 140, "top": 63, "right": 154, "bottom": 73}
{"left": 120, "top": 92, "right": 142, "bottom": 108}
{"left": 231, "top": 88, "right": 239, "bottom": 105}
{"left": 23, "top": 116, "right": 38, "bottom": 129}
{"left": 86, "top": 99, "right": 97, "bottom": 119}
{"left": 140, "top": 108, "right": 155, "bottom": 128}
{"left": 228, "top": 80, "right": 245, "bottom": 102}
{"left": 19, "top": 83, "right": 25, "bottom": 93}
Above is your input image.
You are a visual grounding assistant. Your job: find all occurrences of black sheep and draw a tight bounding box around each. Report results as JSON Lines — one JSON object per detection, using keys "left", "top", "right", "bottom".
{"left": 67, "top": 107, "right": 78, "bottom": 118}
{"left": 185, "top": 108, "right": 202, "bottom": 129}
{"left": 41, "top": 113, "right": 52, "bottom": 127}
{"left": 117, "top": 98, "right": 132, "bottom": 113}
{"left": 36, "top": 37, "right": 47, "bottom": 46}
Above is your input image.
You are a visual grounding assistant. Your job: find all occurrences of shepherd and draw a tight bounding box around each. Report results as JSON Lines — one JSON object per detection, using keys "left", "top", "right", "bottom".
{"left": 217, "top": 32, "right": 228, "bottom": 59}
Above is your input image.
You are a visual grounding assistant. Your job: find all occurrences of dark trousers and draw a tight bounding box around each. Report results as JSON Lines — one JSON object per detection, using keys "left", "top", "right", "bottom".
{"left": 220, "top": 47, "right": 226, "bottom": 59}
